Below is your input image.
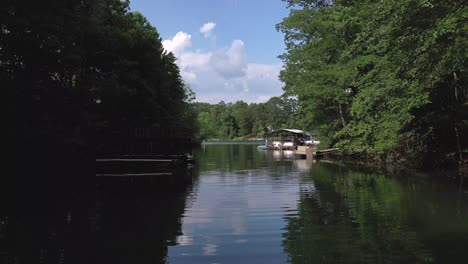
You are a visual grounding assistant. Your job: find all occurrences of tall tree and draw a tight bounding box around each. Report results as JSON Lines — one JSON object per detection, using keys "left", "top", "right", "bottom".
{"left": 277, "top": 0, "right": 467, "bottom": 167}
{"left": 2, "top": 0, "right": 197, "bottom": 178}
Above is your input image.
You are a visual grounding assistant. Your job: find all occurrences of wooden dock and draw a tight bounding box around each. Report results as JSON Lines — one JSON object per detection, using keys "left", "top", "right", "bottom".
{"left": 317, "top": 148, "right": 340, "bottom": 154}
{"left": 96, "top": 159, "right": 174, "bottom": 162}
{"left": 294, "top": 146, "right": 339, "bottom": 159}
{"left": 294, "top": 146, "right": 316, "bottom": 159}
{"left": 96, "top": 155, "right": 193, "bottom": 190}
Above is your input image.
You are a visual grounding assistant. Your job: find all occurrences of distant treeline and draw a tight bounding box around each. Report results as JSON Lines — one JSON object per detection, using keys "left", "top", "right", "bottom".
{"left": 3, "top": 0, "right": 195, "bottom": 167}
{"left": 277, "top": 0, "right": 467, "bottom": 167}
{"left": 192, "top": 97, "right": 298, "bottom": 140}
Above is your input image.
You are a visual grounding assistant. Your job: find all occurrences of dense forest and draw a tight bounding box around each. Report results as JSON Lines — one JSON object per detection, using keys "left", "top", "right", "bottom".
{"left": 276, "top": 0, "right": 467, "bottom": 168}
{"left": 3, "top": 0, "right": 467, "bottom": 172}
{"left": 193, "top": 97, "right": 298, "bottom": 140}
{"left": 3, "top": 0, "right": 196, "bottom": 176}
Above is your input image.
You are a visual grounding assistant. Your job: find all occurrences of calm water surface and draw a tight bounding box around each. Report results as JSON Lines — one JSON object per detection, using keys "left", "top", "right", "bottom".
{"left": 4, "top": 144, "right": 468, "bottom": 263}
{"left": 168, "top": 144, "right": 468, "bottom": 263}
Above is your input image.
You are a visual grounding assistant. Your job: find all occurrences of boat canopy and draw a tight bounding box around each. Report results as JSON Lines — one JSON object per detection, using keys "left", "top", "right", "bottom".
{"left": 267, "top": 129, "right": 314, "bottom": 137}
{"left": 265, "top": 128, "right": 320, "bottom": 148}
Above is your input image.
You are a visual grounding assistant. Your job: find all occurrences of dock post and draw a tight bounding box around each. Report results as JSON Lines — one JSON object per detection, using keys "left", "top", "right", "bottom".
{"left": 306, "top": 147, "right": 314, "bottom": 160}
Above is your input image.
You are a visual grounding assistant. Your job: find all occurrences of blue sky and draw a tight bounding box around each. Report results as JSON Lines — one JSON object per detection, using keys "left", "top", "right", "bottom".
{"left": 130, "top": 0, "right": 289, "bottom": 103}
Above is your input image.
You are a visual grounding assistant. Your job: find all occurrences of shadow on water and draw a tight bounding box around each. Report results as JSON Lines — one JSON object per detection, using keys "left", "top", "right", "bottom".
{"left": 283, "top": 162, "right": 468, "bottom": 264}
{"left": 95, "top": 189, "right": 191, "bottom": 264}
{"left": 1, "top": 168, "right": 194, "bottom": 263}
{"left": 1, "top": 183, "right": 96, "bottom": 263}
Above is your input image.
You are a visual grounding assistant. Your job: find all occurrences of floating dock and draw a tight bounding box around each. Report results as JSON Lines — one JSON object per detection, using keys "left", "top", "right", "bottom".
{"left": 96, "top": 155, "right": 193, "bottom": 191}
{"left": 294, "top": 146, "right": 316, "bottom": 159}
{"left": 294, "top": 146, "right": 339, "bottom": 159}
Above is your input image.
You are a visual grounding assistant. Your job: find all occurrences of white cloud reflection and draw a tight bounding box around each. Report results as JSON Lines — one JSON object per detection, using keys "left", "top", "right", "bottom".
{"left": 202, "top": 243, "right": 218, "bottom": 255}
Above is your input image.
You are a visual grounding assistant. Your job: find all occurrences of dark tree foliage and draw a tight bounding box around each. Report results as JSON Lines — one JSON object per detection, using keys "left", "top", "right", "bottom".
{"left": 1, "top": 0, "right": 195, "bottom": 182}
{"left": 277, "top": 0, "right": 467, "bottom": 168}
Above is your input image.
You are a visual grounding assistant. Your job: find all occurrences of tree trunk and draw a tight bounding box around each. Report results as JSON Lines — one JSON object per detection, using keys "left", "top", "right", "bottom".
{"left": 338, "top": 104, "right": 346, "bottom": 128}
{"left": 454, "top": 123, "right": 463, "bottom": 166}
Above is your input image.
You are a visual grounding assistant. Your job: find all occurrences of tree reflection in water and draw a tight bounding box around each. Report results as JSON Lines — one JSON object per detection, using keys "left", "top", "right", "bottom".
{"left": 282, "top": 163, "right": 468, "bottom": 264}
{"left": 2, "top": 177, "right": 192, "bottom": 264}
{"left": 95, "top": 190, "right": 190, "bottom": 264}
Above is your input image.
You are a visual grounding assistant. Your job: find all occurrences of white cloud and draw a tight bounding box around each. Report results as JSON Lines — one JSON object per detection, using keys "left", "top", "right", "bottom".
{"left": 211, "top": 40, "right": 246, "bottom": 79}
{"left": 179, "top": 52, "right": 211, "bottom": 72}
{"left": 247, "top": 64, "right": 281, "bottom": 81}
{"left": 200, "top": 22, "right": 216, "bottom": 37}
{"left": 162, "top": 31, "right": 283, "bottom": 103}
{"left": 245, "top": 63, "right": 283, "bottom": 93}
{"left": 162, "top": 31, "right": 191, "bottom": 56}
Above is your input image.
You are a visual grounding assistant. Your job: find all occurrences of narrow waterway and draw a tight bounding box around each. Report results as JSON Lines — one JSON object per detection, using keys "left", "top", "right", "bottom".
{"left": 4, "top": 144, "right": 468, "bottom": 263}
{"left": 168, "top": 144, "right": 468, "bottom": 263}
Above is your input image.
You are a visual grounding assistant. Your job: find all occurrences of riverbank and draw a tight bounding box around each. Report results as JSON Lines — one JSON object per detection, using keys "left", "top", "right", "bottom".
{"left": 323, "top": 151, "right": 468, "bottom": 184}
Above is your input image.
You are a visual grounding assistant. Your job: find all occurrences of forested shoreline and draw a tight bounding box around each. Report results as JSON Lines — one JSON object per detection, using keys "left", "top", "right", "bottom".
{"left": 275, "top": 0, "right": 467, "bottom": 168}
{"left": 3, "top": 0, "right": 195, "bottom": 183}
{"left": 193, "top": 97, "right": 299, "bottom": 141}
{"left": 193, "top": 0, "right": 467, "bottom": 170}
{"left": 2, "top": 0, "right": 467, "bottom": 175}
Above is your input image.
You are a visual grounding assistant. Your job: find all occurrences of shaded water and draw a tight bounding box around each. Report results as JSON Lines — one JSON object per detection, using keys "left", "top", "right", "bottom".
{"left": 3, "top": 144, "right": 468, "bottom": 263}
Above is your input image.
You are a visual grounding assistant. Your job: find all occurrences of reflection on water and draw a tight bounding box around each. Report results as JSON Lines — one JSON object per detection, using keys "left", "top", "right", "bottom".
{"left": 95, "top": 190, "right": 190, "bottom": 264}
{"left": 4, "top": 178, "right": 191, "bottom": 263}
{"left": 3, "top": 144, "right": 468, "bottom": 263}
{"left": 286, "top": 163, "right": 468, "bottom": 263}
{"left": 293, "top": 159, "right": 315, "bottom": 172}
{"left": 168, "top": 145, "right": 468, "bottom": 263}
{"left": 4, "top": 187, "right": 96, "bottom": 264}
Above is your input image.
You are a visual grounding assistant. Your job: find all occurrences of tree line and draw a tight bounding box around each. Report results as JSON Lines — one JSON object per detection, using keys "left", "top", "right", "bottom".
{"left": 193, "top": 97, "right": 299, "bottom": 140}
{"left": 277, "top": 0, "right": 467, "bottom": 167}
{"left": 2, "top": 0, "right": 195, "bottom": 168}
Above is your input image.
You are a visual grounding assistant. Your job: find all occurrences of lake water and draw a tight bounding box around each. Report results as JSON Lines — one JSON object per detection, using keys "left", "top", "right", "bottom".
{"left": 4, "top": 144, "right": 468, "bottom": 263}
{"left": 168, "top": 144, "right": 468, "bottom": 263}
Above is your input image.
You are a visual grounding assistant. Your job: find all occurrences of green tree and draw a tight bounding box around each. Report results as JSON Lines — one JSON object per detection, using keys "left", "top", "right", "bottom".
{"left": 2, "top": 0, "right": 197, "bottom": 176}
{"left": 220, "top": 106, "right": 239, "bottom": 138}
{"left": 196, "top": 112, "right": 216, "bottom": 140}
{"left": 277, "top": 0, "right": 467, "bottom": 167}
{"left": 232, "top": 101, "right": 254, "bottom": 136}
{"left": 193, "top": 97, "right": 301, "bottom": 140}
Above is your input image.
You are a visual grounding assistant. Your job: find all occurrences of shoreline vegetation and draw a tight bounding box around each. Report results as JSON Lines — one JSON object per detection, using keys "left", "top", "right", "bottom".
{"left": 192, "top": 0, "right": 467, "bottom": 173}
{"left": 4, "top": 0, "right": 196, "bottom": 185}
{"left": 273, "top": 0, "right": 467, "bottom": 170}
{"left": 3, "top": 0, "right": 466, "bottom": 178}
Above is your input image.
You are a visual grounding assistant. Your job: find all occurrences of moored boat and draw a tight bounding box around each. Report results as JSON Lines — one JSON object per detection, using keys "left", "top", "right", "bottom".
{"left": 265, "top": 129, "right": 319, "bottom": 150}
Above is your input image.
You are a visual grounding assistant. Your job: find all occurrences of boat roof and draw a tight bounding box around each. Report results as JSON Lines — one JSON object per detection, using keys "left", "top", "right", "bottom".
{"left": 268, "top": 129, "right": 314, "bottom": 136}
